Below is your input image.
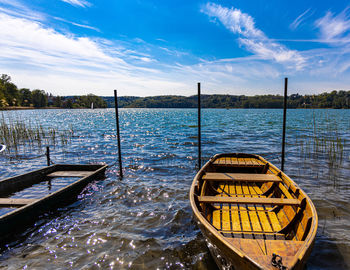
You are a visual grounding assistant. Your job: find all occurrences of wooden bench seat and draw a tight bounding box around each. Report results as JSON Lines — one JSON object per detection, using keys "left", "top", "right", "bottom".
{"left": 198, "top": 196, "right": 300, "bottom": 206}
{"left": 213, "top": 157, "right": 264, "bottom": 166}
{"left": 203, "top": 173, "right": 281, "bottom": 183}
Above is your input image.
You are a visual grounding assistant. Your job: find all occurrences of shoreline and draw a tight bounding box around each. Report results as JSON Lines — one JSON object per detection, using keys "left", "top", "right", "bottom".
{"left": 0, "top": 106, "right": 62, "bottom": 111}
{"left": 0, "top": 107, "right": 347, "bottom": 111}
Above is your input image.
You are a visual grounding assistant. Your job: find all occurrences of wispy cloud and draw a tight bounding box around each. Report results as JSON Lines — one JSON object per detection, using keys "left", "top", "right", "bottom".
{"left": 315, "top": 8, "right": 350, "bottom": 43}
{"left": 53, "top": 16, "right": 100, "bottom": 32}
{"left": 2, "top": 1, "right": 350, "bottom": 96}
{"left": 202, "top": 3, "right": 305, "bottom": 70}
{"left": 290, "top": 8, "right": 312, "bottom": 30}
{"left": 0, "top": 0, "right": 45, "bottom": 21}
{"left": 61, "top": 0, "right": 91, "bottom": 8}
{"left": 0, "top": 12, "right": 189, "bottom": 95}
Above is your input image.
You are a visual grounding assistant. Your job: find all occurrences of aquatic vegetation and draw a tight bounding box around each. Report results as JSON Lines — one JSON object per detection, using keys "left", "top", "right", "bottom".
{"left": 294, "top": 110, "right": 346, "bottom": 169}
{"left": 0, "top": 114, "right": 74, "bottom": 155}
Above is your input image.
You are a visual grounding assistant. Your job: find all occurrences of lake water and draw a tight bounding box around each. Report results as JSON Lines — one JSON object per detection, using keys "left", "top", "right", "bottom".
{"left": 0, "top": 108, "right": 349, "bottom": 269}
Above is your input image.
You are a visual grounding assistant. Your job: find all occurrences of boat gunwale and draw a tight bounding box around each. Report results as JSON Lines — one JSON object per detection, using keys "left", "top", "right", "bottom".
{"left": 258, "top": 154, "right": 318, "bottom": 265}
{"left": 190, "top": 154, "right": 262, "bottom": 268}
{"left": 0, "top": 163, "right": 108, "bottom": 222}
{"left": 189, "top": 152, "right": 318, "bottom": 269}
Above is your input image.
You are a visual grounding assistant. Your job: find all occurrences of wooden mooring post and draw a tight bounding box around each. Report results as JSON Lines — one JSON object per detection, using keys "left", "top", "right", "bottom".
{"left": 114, "top": 90, "right": 123, "bottom": 178}
{"left": 198, "top": 82, "right": 201, "bottom": 170}
{"left": 46, "top": 146, "right": 50, "bottom": 166}
{"left": 281, "top": 78, "right": 288, "bottom": 171}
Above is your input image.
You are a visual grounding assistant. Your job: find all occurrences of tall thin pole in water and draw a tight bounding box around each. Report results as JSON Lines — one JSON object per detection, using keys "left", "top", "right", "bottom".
{"left": 198, "top": 82, "right": 201, "bottom": 170}
{"left": 46, "top": 146, "right": 50, "bottom": 166}
{"left": 281, "top": 78, "right": 288, "bottom": 171}
{"left": 114, "top": 90, "right": 123, "bottom": 178}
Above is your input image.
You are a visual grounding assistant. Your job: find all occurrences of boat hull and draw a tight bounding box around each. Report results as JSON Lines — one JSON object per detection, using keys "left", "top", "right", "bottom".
{"left": 196, "top": 215, "right": 316, "bottom": 270}
{"left": 190, "top": 153, "right": 318, "bottom": 270}
{"left": 0, "top": 164, "right": 107, "bottom": 244}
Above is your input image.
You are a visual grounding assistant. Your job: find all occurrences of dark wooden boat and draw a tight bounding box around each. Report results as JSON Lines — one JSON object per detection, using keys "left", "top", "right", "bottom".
{"left": 190, "top": 153, "right": 318, "bottom": 270}
{"left": 0, "top": 164, "right": 107, "bottom": 243}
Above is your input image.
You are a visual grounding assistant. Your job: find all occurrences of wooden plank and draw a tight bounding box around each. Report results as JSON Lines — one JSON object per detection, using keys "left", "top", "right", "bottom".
{"left": 198, "top": 196, "right": 301, "bottom": 206}
{"left": 231, "top": 209, "right": 241, "bottom": 231}
{"left": 249, "top": 210, "right": 263, "bottom": 232}
{"left": 221, "top": 231, "right": 285, "bottom": 237}
{"left": 240, "top": 210, "right": 251, "bottom": 231}
{"left": 47, "top": 171, "right": 92, "bottom": 177}
{"left": 252, "top": 183, "right": 263, "bottom": 194}
{"left": 245, "top": 158, "right": 254, "bottom": 165}
{"left": 213, "top": 160, "right": 264, "bottom": 167}
{"left": 212, "top": 210, "right": 221, "bottom": 229}
{"left": 246, "top": 183, "right": 263, "bottom": 232}
{"left": 203, "top": 173, "right": 281, "bottom": 182}
{"left": 0, "top": 198, "right": 37, "bottom": 206}
{"left": 249, "top": 183, "right": 271, "bottom": 232}
{"left": 222, "top": 208, "right": 231, "bottom": 231}
{"left": 235, "top": 183, "right": 243, "bottom": 197}
{"left": 278, "top": 183, "right": 294, "bottom": 199}
{"left": 268, "top": 211, "right": 282, "bottom": 231}
{"left": 257, "top": 210, "right": 273, "bottom": 232}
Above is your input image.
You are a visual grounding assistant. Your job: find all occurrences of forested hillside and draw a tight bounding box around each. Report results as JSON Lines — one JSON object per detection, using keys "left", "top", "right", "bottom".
{"left": 102, "top": 91, "right": 350, "bottom": 109}
{"left": 1, "top": 74, "right": 349, "bottom": 109}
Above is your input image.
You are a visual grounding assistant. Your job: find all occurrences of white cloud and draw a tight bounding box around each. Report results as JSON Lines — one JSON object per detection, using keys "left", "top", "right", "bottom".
{"left": 53, "top": 16, "right": 100, "bottom": 32}
{"left": 61, "top": 0, "right": 91, "bottom": 8}
{"left": 315, "top": 9, "right": 350, "bottom": 42}
{"left": 0, "top": 0, "right": 45, "bottom": 21}
{"left": 0, "top": 12, "right": 191, "bottom": 96}
{"left": 0, "top": 12, "right": 284, "bottom": 96}
{"left": 202, "top": 3, "right": 305, "bottom": 70}
{"left": 2, "top": 2, "right": 350, "bottom": 96}
{"left": 290, "top": 8, "right": 312, "bottom": 30}
{"left": 0, "top": 13, "right": 115, "bottom": 62}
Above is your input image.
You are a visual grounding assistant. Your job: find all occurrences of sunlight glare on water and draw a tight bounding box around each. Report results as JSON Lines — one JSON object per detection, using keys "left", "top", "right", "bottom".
{"left": 0, "top": 108, "right": 349, "bottom": 269}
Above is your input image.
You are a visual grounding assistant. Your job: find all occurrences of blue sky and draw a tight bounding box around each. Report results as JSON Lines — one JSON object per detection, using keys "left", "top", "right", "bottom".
{"left": 0, "top": 0, "right": 350, "bottom": 96}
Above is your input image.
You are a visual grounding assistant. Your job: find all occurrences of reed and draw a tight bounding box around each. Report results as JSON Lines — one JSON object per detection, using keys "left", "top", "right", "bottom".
{"left": 0, "top": 114, "right": 73, "bottom": 155}
{"left": 294, "top": 111, "right": 346, "bottom": 170}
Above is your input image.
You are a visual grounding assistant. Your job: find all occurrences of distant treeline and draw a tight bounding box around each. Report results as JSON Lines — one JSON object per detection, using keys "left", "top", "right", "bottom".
{"left": 103, "top": 91, "right": 350, "bottom": 109}
{"left": 0, "top": 74, "right": 107, "bottom": 109}
{"left": 1, "top": 74, "right": 349, "bottom": 109}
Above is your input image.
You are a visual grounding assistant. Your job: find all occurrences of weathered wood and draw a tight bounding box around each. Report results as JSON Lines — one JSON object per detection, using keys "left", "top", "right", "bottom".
{"left": 47, "top": 171, "right": 92, "bottom": 177}
{"left": 203, "top": 173, "right": 281, "bottom": 182}
{"left": 0, "top": 198, "right": 37, "bottom": 206}
{"left": 190, "top": 152, "right": 318, "bottom": 270}
{"left": 0, "top": 163, "right": 108, "bottom": 244}
{"left": 213, "top": 157, "right": 265, "bottom": 167}
{"left": 198, "top": 196, "right": 301, "bottom": 206}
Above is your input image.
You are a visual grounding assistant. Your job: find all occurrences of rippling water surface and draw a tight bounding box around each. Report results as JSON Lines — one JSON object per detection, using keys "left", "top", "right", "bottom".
{"left": 0, "top": 108, "right": 349, "bottom": 269}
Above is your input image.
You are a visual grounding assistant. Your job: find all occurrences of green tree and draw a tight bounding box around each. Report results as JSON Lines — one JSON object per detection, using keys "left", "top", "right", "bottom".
{"left": 53, "top": 96, "right": 63, "bottom": 107}
{"left": 0, "top": 82, "right": 8, "bottom": 107}
{"left": 19, "top": 88, "right": 32, "bottom": 106}
{"left": 0, "top": 74, "right": 19, "bottom": 106}
{"left": 63, "top": 98, "right": 73, "bottom": 108}
{"left": 31, "top": 90, "right": 48, "bottom": 108}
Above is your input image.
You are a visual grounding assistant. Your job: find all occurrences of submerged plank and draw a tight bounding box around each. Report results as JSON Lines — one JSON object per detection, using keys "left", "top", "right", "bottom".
{"left": 0, "top": 198, "right": 37, "bottom": 206}
{"left": 0, "top": 164, "right": 108, "bottom": 245}
{"left": 47, "top": 171, "right": 92, "bottom": 177}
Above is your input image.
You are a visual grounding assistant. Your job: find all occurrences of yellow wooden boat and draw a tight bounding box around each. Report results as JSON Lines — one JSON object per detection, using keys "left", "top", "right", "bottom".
{"left": 190, "top": 153, "right": 318, "bottom": 270}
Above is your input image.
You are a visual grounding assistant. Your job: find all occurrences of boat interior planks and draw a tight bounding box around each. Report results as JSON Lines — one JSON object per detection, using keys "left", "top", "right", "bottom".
{"left": 0, "top": 164, "right": 107, "bottom": 244}
{"left": 190, "top": 153, "right": 318, "bottom": 270}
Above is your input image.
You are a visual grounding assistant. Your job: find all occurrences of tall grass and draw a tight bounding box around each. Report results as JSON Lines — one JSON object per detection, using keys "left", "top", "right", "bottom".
{"left": 0, "top": 115, "right": 74, "bottom": 155}
{"left": 294, "top": 110, "right": 345, "bottom": 168}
